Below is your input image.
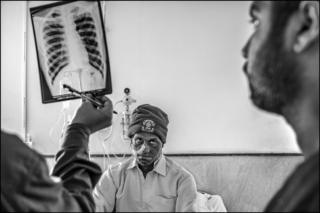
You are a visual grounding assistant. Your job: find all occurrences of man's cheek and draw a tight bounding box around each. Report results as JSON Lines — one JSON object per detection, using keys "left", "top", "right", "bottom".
{"left": 132, "top": 149, "right": 139, "bottom": 157}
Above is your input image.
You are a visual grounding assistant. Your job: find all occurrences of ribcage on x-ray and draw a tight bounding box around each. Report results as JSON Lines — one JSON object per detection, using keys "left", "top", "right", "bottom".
{"left": 43, "top": 11, "right": 69, "bottom": 85}
{"left": 74, "top": 12, "right": 104, "bottom": 77}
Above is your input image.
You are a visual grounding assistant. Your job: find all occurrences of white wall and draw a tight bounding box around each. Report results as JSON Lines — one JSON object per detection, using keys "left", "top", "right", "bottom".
{"left": 3, "top": 1, "right": 301, "bottom": 155}
{"left": 1, "top": 1, "right": 26, "bottom": 140}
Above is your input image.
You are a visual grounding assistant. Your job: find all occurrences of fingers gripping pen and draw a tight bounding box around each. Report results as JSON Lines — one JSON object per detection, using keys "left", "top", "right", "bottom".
{"left": 62, "top": 84, "right": 118, "bottom": 114}
{"left": 62, "top": 84, "right": 104, "bottom": 107}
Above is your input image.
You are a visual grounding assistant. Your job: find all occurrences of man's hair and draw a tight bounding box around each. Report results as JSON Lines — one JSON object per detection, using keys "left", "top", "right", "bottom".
{"left": 271, "top": 1, "right": 301, "bottom": 38}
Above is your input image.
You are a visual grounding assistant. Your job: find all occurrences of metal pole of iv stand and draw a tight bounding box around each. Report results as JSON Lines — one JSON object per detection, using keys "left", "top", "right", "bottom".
{"left": 121, "top": 88, "right": 136, "bottom": 140}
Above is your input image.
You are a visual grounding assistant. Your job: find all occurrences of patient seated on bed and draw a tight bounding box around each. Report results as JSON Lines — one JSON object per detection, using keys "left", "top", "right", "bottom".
{"left": 93, "top": 104, "right": 198, "bottom": 212}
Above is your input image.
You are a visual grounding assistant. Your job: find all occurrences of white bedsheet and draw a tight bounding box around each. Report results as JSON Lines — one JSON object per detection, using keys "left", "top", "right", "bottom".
{"left": 193, "top": 192, "right": 227, "bottom": 212}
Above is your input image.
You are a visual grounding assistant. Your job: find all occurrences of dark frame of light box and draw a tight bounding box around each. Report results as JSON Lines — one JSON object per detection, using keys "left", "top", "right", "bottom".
{"left": 30, "top": 0, "right": 112, "bottom": 104}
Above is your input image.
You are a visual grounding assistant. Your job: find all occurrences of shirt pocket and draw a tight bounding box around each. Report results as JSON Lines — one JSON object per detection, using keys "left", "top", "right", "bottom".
{"left": 148, "top": 195, "right": 177, "bottom": 212}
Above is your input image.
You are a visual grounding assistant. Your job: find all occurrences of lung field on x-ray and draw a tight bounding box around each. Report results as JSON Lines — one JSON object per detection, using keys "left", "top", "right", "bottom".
{"left": 74, "top": 12, "right": 104, "bottom": 78}
{"left": 43, "top": 10, "right": 69, "bottom": 85}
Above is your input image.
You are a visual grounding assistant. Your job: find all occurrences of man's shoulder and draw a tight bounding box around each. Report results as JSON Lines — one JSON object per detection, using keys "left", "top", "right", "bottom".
{"left": 265, "top": 152, "right": 319, "bottom": 212}
{"left": 1, "top": 130, "right": 48, "bottom": 194}
{"left": 107, "top": 157, "right": 135, "bottom": 173}
{"left": 1, "top": 131, "right": 24, "bottom": 150}
{"left": 297, "top": 151, "right": 319, "bottom": 172}
{"left": 1, "top": 130, "right": 44, "bottom": 165}
{"left": 283, "top": 151, "right": 319, "bottom": 189}
{"left": 164, "top": 156, "right": 194, "bottom": 178}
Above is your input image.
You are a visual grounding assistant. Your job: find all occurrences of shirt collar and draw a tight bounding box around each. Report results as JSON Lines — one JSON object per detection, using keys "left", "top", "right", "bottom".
{"left": 127, "top": 154, "right": 167, "bottom": 176}
{"left": 153, "top": 154, "right": 167, "bottom": 176}
{"left": 127, "top": 157, "right": 138, "bottom": 170}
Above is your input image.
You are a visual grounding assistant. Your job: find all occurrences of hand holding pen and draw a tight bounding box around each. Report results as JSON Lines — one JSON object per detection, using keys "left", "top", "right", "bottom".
{"left": 62, "top": 84, "right": 117, "bottom": 114}
{"left": 63, "top": 84, "right": 115, "bottom": 133}
{"left": 71, "top": 95, "right": 114, "bottom": 133}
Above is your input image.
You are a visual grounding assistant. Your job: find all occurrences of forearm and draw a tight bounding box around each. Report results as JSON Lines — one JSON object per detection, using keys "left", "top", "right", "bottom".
{"left": 52, "top": 123, "right": 102, "bottom": 211}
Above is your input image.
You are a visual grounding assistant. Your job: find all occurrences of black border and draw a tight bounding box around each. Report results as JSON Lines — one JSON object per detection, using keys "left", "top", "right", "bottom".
{"left": 29, "top": 0, "right": 112, "bottom": 104}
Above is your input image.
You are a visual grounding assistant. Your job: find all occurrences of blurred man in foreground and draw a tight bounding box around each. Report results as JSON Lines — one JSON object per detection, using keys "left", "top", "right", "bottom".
{"left": 242, "top": 1, "right": 319, "bottom": 211}
{"left": 1, "top": 96, "right": 113, "bottom": 212}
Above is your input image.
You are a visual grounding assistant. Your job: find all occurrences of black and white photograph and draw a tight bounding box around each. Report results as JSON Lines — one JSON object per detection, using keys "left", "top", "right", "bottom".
{"left": 1, "top": 1, "right": 319, "bottom": 212}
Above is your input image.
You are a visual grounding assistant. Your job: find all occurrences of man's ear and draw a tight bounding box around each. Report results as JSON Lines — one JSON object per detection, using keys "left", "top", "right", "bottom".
{"left": 293, "top": 1, "right": 319, "bottom": 53}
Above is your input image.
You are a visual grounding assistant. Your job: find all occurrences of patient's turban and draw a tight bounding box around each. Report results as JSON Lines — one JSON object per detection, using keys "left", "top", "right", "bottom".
{"left": 128, "top": 104, "right": 169, "bottom": 143}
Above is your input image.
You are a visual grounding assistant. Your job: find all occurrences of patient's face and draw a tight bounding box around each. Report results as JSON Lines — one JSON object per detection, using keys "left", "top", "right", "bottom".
{"left": 131, "top": 132, "right": 163, "bottom": 167}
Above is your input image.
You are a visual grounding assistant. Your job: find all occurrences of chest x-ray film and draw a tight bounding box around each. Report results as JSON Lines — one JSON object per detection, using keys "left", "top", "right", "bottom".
{"left": 30, "top": 1, "right": 112, "bottom": 103}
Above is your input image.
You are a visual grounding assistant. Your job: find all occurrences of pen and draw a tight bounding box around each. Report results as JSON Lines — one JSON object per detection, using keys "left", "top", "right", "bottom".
{"left": 62, "top": 84, "right": 118, "bottom": 114}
